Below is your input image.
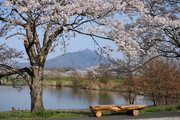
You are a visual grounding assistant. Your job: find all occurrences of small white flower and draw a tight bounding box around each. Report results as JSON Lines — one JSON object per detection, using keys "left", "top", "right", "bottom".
{"left": 3, "top": 1, "right": 10, "bottom": 7}
{"left": 63, "top": 26, "right": 68, "bottom": 31}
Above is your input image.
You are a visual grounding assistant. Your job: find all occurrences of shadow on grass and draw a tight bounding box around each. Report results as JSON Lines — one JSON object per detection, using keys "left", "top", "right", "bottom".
{"left": 56, "top": 110, "right": 129, "bottom": 117}
{"left": 102, "top": 111, "right": 129, "bottom": 116}
{"left": 55, "top": 111, "right": 91, "bottom": 117}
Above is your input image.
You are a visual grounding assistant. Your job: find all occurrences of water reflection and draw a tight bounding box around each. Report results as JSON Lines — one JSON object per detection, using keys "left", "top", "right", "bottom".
{"left": 0, "top": 86, "right": 152, "bottom": 111}
{"left": 98, "top": 92, "right": 114, "bottom": 104}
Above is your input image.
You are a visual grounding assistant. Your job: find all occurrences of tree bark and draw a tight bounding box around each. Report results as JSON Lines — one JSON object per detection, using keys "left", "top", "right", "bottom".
{"left": 90, "top": 104, "right": 147, "bottom": 112}
{"left": 30, "top": 65, "right": 44, "bottom": 111}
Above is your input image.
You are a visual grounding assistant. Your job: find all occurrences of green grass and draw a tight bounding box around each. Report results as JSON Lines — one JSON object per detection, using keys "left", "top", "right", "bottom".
{"left": 0, "top": 104, "right": 180, "bottom": 119}
{"left": 113, "top": 78, "right": 124, "bottom": 83}
{"left": 139, "top": 104, "right": 180, "bottom": 113}
{"left": 43, "top": 77, "right": 73, "bottom": 86}
{"left": 0, "top": 77, "right": 25, "bottom": 85}
{"left": 43, "top": 77, "right": 125, "bottom": 86}
{"left": 3, "top": 76, "right": 124, "bottom": 87}
{"left": 0, "top": 110, "right": 85, "bottom": 119}
{"left": 102, "top": 111, "right": 127, "bottom": 116}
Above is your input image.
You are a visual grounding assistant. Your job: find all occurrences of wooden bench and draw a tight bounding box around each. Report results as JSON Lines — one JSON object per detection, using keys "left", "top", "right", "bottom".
{"left": 89, "top": 104, "right": 147, "bottom": 117}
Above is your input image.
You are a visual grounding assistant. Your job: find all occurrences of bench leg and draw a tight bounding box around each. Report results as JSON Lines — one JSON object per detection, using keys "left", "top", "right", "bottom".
{"left": 95, "top": 111, "right": 102, "bottom": 117}
{"left": 127, "top": 110, "right": 139, "bottom": 116}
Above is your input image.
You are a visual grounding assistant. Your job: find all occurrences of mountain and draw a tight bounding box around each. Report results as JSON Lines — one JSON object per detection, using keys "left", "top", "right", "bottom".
{"left": 18, "top": 49, "right": 110, "bottom": 70}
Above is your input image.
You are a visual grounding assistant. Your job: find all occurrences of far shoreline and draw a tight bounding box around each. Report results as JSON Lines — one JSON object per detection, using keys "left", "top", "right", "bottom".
{"left": 0, "top": 84, "right": 135, "bottom": 94}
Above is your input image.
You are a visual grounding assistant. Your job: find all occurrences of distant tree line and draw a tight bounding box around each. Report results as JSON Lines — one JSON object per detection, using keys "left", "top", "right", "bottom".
{"left": 45, "top": 67, "right": 75, "bottom": 72}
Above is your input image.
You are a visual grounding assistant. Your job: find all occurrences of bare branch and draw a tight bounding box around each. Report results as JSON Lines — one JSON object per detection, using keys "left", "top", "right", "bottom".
{"left": 0, "top": 64, "right": 32, "bottom": 86}
{"left": 5, "top": 32, "right": 27, "bottom": 39}
{"left": 69, "top": 28, "right": 113, "bottom": 41}
{"left": 12, "top": 8, "right": 28, "bottom": 22}
{"left": 0, "top": 17, "right": 25, "bottom": 27}
{"left": 43, "top": 21, "right": 53, "bottom": 45}
{"left": 110, "top": 55, "right": 162, "bottom": 74}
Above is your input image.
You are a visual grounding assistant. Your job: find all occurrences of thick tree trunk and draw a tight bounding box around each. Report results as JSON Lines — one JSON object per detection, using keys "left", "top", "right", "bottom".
{"left": 30, "top": 65, "right": 44, "bottom": 112}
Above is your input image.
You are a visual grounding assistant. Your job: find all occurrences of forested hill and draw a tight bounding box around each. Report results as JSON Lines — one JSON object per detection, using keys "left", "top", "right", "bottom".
{"left": 44, "top": 49, "right": 110, "bottom": 70}
{"left": 18, "top": 49, "right": 110, "bottom": 70}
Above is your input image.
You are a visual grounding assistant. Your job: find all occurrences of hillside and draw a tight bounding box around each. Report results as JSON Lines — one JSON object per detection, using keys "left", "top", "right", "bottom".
{"left": 18, "top": 49, "right": 110, "bottom": 70}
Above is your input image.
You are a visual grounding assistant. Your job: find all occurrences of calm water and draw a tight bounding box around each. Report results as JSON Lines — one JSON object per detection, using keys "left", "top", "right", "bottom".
{"left": 0, "top": 86, "right": 152, "bottom": 111}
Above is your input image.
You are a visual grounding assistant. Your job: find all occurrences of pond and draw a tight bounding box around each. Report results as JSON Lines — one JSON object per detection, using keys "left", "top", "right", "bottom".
{"left": 0, "top": 86, "right": 152, "bottom": 111}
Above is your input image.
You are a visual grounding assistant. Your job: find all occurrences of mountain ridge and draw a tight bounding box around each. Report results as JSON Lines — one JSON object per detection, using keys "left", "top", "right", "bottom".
{"left": 18, "top": 49, "right": 110, "bottom": 70}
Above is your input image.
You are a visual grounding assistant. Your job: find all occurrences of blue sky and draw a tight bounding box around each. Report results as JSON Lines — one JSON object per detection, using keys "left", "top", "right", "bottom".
{"left": 2, "top": 32, "right": 123, "bottom": 63}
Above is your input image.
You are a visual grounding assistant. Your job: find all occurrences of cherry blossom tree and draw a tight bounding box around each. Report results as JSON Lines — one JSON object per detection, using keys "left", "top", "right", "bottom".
{"left": 0, "top": 0, "right": 145, "bottom": 111}
{"left": 110, "top": 0, "right": 180, "bottom": 74}
{"left": 0, "top": 22, "right": 24, "bottom": 87}
{"left": 0, "top": 26, "right": 23, "bottom": 65}
{"left": 0, "top": 20, "right": 23, "bottom": 73}
{"left": 128, "top": 0, "right": 180, "bottom": 58}
{"left": 110, "top": 0, "right": 180, "bottom": 104}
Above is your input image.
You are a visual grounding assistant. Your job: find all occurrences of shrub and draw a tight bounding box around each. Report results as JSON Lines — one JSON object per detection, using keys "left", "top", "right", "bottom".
{"left": 99, "top": 76, "right": 109, "bottom": 84}
{"left": 71, "top": 71, "right": 83, "bottom": 86}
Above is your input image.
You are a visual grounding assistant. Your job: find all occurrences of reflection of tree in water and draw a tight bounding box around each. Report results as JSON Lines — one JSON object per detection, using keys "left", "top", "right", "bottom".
{"left": 45, "top": 87, "right": 93, "bottom": 103}
{"left": 121, "top": 92, "right": 152, "bottom": 105}
{"left": 59, "top": 88, "right": 119, "bottom": 105}
{"left": 45, "top": 87, "right": 151, "bottom": 106}
{"left": 70, "top": 88, "right": 99, "bottom": 103}
{"left": 44, "top": 86, "right": 63, "bottom": 98}
{"left": 45, "top": 86, "right": 64, "bottom": 95}
{"left": 43, "top": 86, "right": 58, "bottom": 95}
{"left": 98, "top": 92, "right": 114, "bottom": 105}
{"left": 70, "top": 88, "right": 116, "bottom": 105}
{"left": 121, "top": 92, "right": 137, "bottom": 104}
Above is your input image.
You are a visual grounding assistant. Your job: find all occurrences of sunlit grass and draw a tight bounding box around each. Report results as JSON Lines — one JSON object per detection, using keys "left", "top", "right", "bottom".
{"left": 113, "top": 78, "right": 124, "bottom": 83}
{"left": 0, "top": 104, "right": 180, "bottom": 119}
{"left": 3, "top": 76, "right": 125, "bottom": 87}
{"left": 0, "top": 110, "right": 85, "bottom": 119}
{"left": 139, "top": 104, "right": 180, "bottom": 113}
{"left": 43, "top": 77, "right": 73, "bottom": 86}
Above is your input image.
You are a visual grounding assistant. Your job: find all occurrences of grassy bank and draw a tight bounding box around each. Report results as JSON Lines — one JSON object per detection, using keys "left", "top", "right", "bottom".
{"left": 140, "top": 104, "right": 180, "bottom": 113}
{"left": 0, "top": 104, "right": 180, "bottom": 119}
{"left": 0, "top": 110, "right": 86, "bottom": 119}
{"left": 43, "top": 77, "right": 126, "bottom": 91}
{"left": 43, "top": 77, "right": 124, "bottom": 86}
{"left": 1, "top": 76, "right": 125, "bottom": 91}
{"left": 43, "top": 77, "right": 73, "bottom": 86}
